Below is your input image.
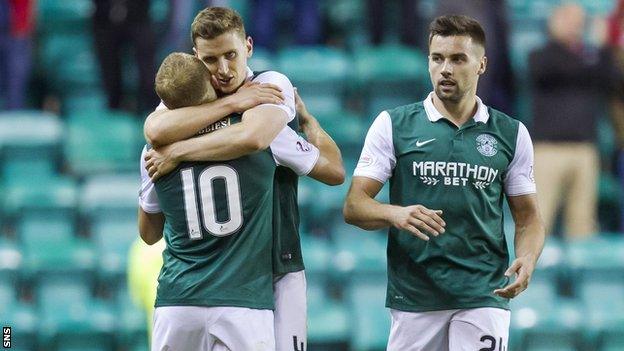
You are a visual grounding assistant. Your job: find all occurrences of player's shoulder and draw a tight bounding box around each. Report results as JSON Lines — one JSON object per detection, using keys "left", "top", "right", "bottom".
{"left": 385, "top": 101, "right": 427, "bottom": 126}
{"left": 486, "top": 106, "right": 521, "bottom": 129}
{"left": 253, "top": 70, "right": 292, "bottom": 85}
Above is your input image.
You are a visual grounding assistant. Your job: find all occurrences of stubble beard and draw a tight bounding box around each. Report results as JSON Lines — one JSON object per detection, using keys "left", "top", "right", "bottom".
{"left": 434, "top": 85, "right": 463, "bottom": 104}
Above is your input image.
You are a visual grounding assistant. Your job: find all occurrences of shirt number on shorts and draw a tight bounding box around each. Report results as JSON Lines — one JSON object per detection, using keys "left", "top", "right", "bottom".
{"left": 180, "top": 166, "right": 243, "bottom": 239}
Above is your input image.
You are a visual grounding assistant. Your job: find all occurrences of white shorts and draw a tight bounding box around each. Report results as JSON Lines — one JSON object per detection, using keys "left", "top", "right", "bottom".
{"left": 274, "top": 270, "right": 307, "bottom": 351}
{"left": 387, "top": 307, "right": 510, "bottom": 351}
{"left": 152, "top": 305, "right": 275, "bottom": 351}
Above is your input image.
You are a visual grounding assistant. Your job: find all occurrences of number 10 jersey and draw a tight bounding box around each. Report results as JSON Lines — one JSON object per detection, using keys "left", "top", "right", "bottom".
{"left": 139, "top": 115, "right": 319, "bottom": 310}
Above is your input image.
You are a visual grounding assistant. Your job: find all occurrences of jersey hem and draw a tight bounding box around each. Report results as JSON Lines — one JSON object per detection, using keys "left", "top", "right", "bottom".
{"left": 155, "top": 299, "right": 274, "bottom": 310}
{"left": 386, "top": 301, "right": 510, "bottom": 313}
{"left": 273, "top": 265, "right": 305, "bottom": 278}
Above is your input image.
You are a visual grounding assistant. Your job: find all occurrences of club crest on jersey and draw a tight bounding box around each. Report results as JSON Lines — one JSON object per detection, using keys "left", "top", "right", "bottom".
{"left": 476, "top": 134, "right": 498, "bottom": 157}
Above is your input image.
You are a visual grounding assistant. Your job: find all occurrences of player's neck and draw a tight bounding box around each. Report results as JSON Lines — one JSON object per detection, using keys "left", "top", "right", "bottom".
{"left": 432, "top": 94, "right": 478, "bottom": 127}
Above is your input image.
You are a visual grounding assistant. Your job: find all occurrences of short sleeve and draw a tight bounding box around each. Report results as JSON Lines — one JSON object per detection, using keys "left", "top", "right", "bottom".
{"left": 252, "top": 71, "right": 296, "bottom": 123}
{"left": 504, "top": 122, "right": 537, "bottom": 196}
{"left": 271, "top": 126, "right": 320, "bottom": 175}
{"left": 139, "top": 146, "right": 162, "bottom": 213}
{"left": 353, "top": 111, "right": 396, "bottom": 184}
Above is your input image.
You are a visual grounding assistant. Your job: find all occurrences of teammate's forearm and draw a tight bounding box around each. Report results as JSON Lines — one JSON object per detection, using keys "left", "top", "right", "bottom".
{"left": 144, "top": 97, "right": 237, "bottom": 147}
{"left": 169, "top": 124, "right": 259, "bottom": 162}
{"left": 344, "top": 193, "right": 396, "bottom": 230}
{"left": 302, "top": 116, "right": 343, "bottom": 167}
{"left": 513, "top": 215, "right": 545, "bottom": 267}
{"left": 302, "top": 116, "right": 345, "bottom": 185}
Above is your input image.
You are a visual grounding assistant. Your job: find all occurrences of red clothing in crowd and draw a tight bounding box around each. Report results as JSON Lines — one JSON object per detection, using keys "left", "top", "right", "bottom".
{"left": 9, "top": 0, "right": 34, "bottom": 37}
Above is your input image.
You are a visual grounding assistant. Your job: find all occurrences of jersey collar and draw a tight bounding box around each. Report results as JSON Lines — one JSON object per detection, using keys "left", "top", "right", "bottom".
{"left": 423, "top": 92, "right": 490, "bottom": 124}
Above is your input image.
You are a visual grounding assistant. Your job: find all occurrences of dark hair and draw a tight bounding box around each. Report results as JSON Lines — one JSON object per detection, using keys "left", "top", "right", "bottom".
{"left": 191, "top": 7, "right": 246, "bottom": 45}
{"left": 429, "top": 15, "right": 486, "bottom": 49}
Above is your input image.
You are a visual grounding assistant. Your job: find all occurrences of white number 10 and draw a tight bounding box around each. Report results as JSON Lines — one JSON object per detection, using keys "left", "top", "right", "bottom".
{"left": 180, "top": 165, "right": 243, "bottom": 239}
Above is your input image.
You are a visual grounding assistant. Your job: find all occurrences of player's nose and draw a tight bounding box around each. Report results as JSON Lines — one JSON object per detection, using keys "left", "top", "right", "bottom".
{"left": 217, "top": 58, "right": 229, "bottom": 75}
{"left": 441, "top": 59, "right": 453, "bottom": 75}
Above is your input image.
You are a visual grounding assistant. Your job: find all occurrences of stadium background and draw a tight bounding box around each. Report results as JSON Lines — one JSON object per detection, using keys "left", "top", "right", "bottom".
{"left": 1, "top": 0, "right": 623, "bottom": 350}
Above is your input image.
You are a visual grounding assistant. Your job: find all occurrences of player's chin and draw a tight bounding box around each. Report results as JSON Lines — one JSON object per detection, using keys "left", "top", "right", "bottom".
{"left": 435, "top": 89, "right": 458, "bottom": 102}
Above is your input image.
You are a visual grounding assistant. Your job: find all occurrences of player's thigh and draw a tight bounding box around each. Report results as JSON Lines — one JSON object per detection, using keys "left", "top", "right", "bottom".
{"left": 211, "top": 307, "right": 275, "bottom": 351}
{"left": 387, "top": 309, "right": 454, "bottom": 351}
{"left": 274, "top": 270, "right": 307, "bottom": 351}
{"left": 152, "top": 306, "right": 209, "bottom": 351}
{"left": 448, "top": 307, "right": 510, "bottom": 351}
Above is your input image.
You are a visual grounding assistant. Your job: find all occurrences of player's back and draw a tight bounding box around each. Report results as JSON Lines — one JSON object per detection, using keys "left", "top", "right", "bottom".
{"left": 152, "top": 117, "right": 277, "bottom": 310}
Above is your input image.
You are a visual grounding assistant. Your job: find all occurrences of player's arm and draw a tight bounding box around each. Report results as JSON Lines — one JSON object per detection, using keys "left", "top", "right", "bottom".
{"left": 494, "top": 194, "right": 545, "bottom": 298}
{"left": 138, "top": 209, "right": 165, "bottom": 245}
{"left": 343, "top": 177, "right": 445, "bottom": 241}
{"left": 144, "top": 81, "right": 284, "bottom": 147}
{"left": 145, "top": 72, "right": 296, "bottom": 180}
{"left": 295, "top": 89, "right": 345, "bottom": 185}
{"left": 145, "top": 105, "right": 289, "bottom": 180}
{"left": 137, "top": 146, "right": 165, "bottom": 245}
{"left": 494, "top": 122, "right": 545, "bottom": 298}
{"left": 342, "top": 112, "right": 445, "bottom": 240}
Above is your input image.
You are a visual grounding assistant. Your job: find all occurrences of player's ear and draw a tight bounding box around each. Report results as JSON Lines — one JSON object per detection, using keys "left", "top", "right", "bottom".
{"left": 478, "top": 55, "right": 487, "bottom": 75}
{"left": 246, "top": 36, "right": 253, "bottom": 58}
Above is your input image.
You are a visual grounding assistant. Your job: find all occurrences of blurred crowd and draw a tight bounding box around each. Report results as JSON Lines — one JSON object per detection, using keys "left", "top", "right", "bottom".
{"left": 1, "top": 0, "right": 624, "bottom": 240}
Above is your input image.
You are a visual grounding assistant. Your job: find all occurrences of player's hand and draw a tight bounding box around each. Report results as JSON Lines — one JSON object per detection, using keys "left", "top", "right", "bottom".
{"left": 389, "top": 205, "right": 446, "bottom": 241}
{"left": 295, "top": 87, "right": 314, "bottom": 131}
{"left": 228, "top": 80, "right": 284, "bottom": 113}
{"left": 145, "top": 145, "right": 179, "bottom": 182}
{"left": 493, "top": 256, "right": 536, "bottom": 298}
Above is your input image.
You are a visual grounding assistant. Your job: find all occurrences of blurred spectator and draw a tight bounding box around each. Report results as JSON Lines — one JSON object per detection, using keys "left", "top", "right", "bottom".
{"left": 607, "top": 0, "right": 624, "bottom": 232}
{"left": 367, "top": 0, "right": 419, "bottom": 47}
{"left": 529, "top": 4, "right": 618, "bottom": 238}
{"left": 127, "top": 237, "right": 165, "bottom": 340}
{"left": 0, "top": 0, "right": 35, "bottom": 110}
{"left": 92, "top": 0, "right": 160, "bottom": 114}
{"left": 434, "top": 0, "right": 515, "bottom": 115}
{"left": 250, "top": 0, "right": 321, "bottom": 51}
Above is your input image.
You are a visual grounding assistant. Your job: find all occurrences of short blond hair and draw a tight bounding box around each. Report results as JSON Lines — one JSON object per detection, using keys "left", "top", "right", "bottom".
{"left": 191, "top": 7, "right": 246, "bottom": 45}
{"left": 155, "top": 52, "right": 217, "bottom": 109}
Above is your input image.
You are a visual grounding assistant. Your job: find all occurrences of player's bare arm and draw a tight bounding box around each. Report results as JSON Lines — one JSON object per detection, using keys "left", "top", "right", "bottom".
{"left": 295, "top": 88, "right": 345, "bottom": 185}
{"left": 145, "top": 105, "right": 289, "bottom": 180}
{"left": 144, "top": 81, "right": 284, "bottom": 147}
{"left": 138, "top": 208, "right": 165, "bottom": 245}
{"left": 343, "top": 176, "right": 446, "bottom": 241}
{"left": 494, "top": 194, "right": 545, "bottom": 298}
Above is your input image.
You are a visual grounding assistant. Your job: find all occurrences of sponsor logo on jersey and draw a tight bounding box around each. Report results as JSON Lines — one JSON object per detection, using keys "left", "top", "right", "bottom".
{"left": 413, "top": 161, "right": 498, "bottom": 189}
{"left": 476, "top": 134, "right": 498, "bottom": 157}
{"left": 197, "top": 117, "right": 231, "bottom": 136}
